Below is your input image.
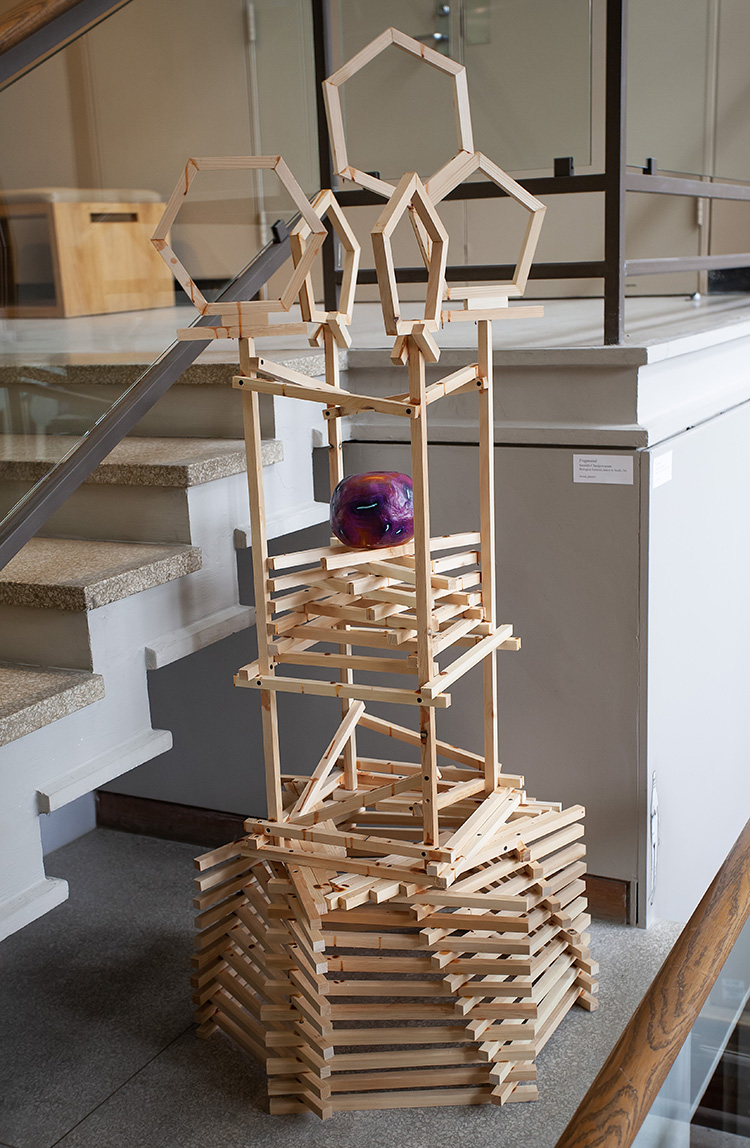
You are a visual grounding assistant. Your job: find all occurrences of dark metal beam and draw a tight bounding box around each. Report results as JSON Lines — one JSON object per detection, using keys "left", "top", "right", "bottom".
{"left": 0, "top": 225, "right": 296, "bottom": 571}
{"left": 603, "top": 0, "right": 627, "bottom": 345}
{"left": 349, "top": 261, "right": 607, "bottom": 286}
{"left": 311, "top": 0, "right": 338, "bottom": 312}
{"left": 334, "top": 173, "right": 609, "bottom": 209}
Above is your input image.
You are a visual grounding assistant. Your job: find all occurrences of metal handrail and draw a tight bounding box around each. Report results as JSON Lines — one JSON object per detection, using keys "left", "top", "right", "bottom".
{"left": 555, "top": 816, "right": 750, "bottom": 1148}
{"left": 0, "top": 219, "right": 296, "bottom": 571}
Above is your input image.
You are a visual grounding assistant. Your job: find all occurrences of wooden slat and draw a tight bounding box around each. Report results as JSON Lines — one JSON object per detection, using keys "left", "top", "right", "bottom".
{"left": 289, "top": 701, "right": 365, "bottom": 817}
{"left": 235, "top": 672, "right": 450, "bottom": 708}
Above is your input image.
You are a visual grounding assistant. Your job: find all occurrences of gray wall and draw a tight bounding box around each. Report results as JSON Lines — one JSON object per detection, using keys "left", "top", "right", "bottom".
{"left": 113, "top": 443, "right": 643, "bottom": 898}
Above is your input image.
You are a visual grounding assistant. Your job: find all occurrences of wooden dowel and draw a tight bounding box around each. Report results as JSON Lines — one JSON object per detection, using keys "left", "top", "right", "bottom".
{"left": 420, "top": 624, "right": 514, "bottom": 699}
{"left": 424, "top": 364, "right": 480, "bottom": 404}
{"left": 239, "top": 336, "right": 282, "bottom": 821}
{"left": 289, "top": 700, "right": 365, "bottom": 817}
{"left": 477, "top": 319, "right": 499, "bottom": 792}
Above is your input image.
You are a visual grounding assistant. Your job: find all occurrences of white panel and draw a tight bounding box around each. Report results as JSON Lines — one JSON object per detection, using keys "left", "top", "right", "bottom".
{"left": 647, "top": 399, "right": 750, "bottom": 924}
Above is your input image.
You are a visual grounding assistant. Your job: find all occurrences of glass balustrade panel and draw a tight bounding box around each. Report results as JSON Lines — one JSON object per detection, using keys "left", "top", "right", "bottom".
{"left": 331, "top": 0, "right": 593, "bottom": 181}
{"left": 631, "top": 913, "right": 750, "bottom": 1148}
{"left": 0, "top": 0, "right": 317, "bottom": 542}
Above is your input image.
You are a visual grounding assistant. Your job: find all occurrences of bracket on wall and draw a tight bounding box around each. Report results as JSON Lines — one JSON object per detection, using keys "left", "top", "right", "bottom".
{"left": 554, "top": 156, "right": 576, "bottom": 178}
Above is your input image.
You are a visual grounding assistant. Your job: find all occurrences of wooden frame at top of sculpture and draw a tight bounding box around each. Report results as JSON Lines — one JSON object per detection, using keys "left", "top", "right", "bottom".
{"left": 151, "top": 155, "right": 327, "bottom": 318}
{"left": 371, "top": 172, "right": 449, "bottom": 338}
{"left": 427, "top": 151, "right": 547, "bottom": 302}
{"left": 290, "top": 188, "right": 361, "bottom": 343}
{"left": 323, "top": 27, "right": 474, "bottom": 200}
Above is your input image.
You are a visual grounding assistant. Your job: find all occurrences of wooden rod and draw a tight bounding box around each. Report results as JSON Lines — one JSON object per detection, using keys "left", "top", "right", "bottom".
{"left": 477, "top": 319, "right": 499, "bottom": 792}
{"left": 323, "top": 324, "right": 358, "bottom": 789}
{"left": 239, "top": 337, "right": 282, "bottom": 821}
{"left": 407, "top": 335, "right": 438, "bottom": 845}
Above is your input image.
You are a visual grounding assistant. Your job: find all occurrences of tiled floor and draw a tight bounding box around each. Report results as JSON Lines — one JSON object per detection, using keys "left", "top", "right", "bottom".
{"left": 0, "top": 827, "right": 683, "bottom": 1148}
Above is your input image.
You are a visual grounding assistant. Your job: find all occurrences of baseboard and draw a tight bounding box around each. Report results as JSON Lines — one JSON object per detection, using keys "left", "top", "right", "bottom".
{"left": 95, "top": 791, "right": 246, "bottom": 847}
{"left": 585, "top": 873, "right": 631, "bottom": 924}
{"left": 0, "top": 877, "right": 68, "bottom": 943}
{"left": 95, "top": 791, "right": 631, "bottom": 923}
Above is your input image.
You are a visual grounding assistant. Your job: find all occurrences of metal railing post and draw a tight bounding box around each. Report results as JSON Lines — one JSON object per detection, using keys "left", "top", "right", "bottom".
{"left": 311, "top": 0, "right": 338, "bottom": 313}
{"left": 603, "top": 0, "right": 628, "bottom": 345}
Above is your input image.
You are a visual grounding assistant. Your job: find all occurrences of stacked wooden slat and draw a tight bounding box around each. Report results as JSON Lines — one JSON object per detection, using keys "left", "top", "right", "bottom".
{"left": 234, "top": 530, "right": 519, "bottom": 714}
{"left": 192, "top": 770, "right": 598, "bottom": 1118}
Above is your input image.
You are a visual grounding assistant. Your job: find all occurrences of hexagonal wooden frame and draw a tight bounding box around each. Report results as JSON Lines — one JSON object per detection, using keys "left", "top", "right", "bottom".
{"left": 152, "top": 155, "right": 326, "bottom": 315}
{"left": 427, "top": 151, "right": 547, "bottom": 298}
{"left": 371, "top": 173, "right": 449, "bottom": 337}
{"left": 323, "top": 27, "right": 474, "bottom": 199}
{"left": 290, "top": 188, "right": 360, "bottom": 325}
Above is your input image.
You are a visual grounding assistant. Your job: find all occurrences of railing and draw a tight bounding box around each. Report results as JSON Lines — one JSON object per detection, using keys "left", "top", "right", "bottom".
{"left": 0, "top": 0, "right": 133, "bottom": 90}
{"left": 0, "top": 219, "right": 295, "bottom": 570}
{"left": 555, "top": 816, "right": 750, "bottom": 1148}
{"left": 313, "top": 0, "right": 750, "bottom": 345}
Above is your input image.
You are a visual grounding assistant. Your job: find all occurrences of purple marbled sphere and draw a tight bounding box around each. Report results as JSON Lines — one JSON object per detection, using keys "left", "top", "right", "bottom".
{"left": 330, "top": 471, "right": 414, "bottom": 549}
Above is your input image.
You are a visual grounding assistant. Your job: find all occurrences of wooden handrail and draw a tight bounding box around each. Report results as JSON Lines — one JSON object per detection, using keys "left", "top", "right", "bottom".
{"left": 0, "top": 0, "right": 85, "bottom": 55}
{"left": 556, "top": 816, "right": 750, "bottom": 1148}
{"left": 0, "top": 0, "right": 131, "bottom": 90}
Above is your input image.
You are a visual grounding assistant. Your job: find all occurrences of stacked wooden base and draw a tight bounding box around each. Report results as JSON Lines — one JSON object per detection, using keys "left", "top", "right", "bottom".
{"left": 192, "top": 770, "right": 598, "bottom": 1119}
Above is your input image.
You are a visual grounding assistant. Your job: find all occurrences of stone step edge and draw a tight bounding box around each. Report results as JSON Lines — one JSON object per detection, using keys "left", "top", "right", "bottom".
{"left": 0, "top": 437, "right": 283, "bottom": 489}
{"left": 0, "top": 542, "right": 202, "bottom": 612}
{"left": 0, "top": 663, "right": 105, "bottom": 747}
{"left": 0, "top": 348, "right": 340, "bottom": 388}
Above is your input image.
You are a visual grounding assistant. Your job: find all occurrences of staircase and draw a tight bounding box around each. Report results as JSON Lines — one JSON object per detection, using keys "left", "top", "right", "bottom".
{"left": 0, "top": 348, "right": 332, "bottom": 941}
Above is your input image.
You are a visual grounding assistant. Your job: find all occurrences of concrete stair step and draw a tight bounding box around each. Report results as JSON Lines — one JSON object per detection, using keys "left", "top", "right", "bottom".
{"left": 0, "top": 661, "right": 104, "bottom": 747}
{"left": 0, "top": 434, "right": 282, "bottom": 488}
{"left": 0, "top": 537, "right": 201, "bottom": 611}
{"left": 0, "top": 435, "right": 283, "bottom": 544}
{"left": 0, "top": 348, "right": 335, "bottom": 438}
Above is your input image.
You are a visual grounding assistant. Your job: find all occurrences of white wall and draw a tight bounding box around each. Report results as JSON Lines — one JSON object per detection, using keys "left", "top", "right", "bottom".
{"left": 646, "top": 401, "right": 750, "bottom": 925}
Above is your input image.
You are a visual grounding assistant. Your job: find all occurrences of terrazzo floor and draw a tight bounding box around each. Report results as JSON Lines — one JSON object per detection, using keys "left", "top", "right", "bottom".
{"left": 0, "top": 827, "right": 685, "bottom": 1148}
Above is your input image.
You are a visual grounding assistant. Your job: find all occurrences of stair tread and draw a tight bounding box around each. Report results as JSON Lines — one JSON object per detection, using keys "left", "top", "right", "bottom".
{"left": 0, "top": 348, "right": 332, "bottom": 385}
{"left": 0, "top": 538, "right": 201, "bottom": 611}
{"left": 0, "top": 661, "right": 104, "bottom": 746}
{"left": 0, "top": 435, "right": 282, "bottom": 487}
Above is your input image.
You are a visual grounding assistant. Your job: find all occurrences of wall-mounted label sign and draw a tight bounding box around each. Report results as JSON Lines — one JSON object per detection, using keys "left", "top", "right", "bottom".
{"left": 652, "top": 451, "right": 673, "bottom": 489}
{"left": 573, "top": 454, "right": 634, "bottom": 485}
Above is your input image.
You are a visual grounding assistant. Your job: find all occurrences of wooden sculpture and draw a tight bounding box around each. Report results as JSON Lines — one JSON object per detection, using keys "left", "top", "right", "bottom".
{"left": 154, "top": 28, "right": 597, "bottom": 1119}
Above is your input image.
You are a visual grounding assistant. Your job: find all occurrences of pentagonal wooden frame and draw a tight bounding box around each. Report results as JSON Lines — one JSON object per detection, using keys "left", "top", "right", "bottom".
{"left": 290, "top": 188, "right": 360, "bottom": 324}
{"left": 152, "top": 155, "right": 327, "bottom": 315}
{"left": 323, "top": 27, "right": 474, "bottom": 200}
{"left": 427, "top": 151, "right": 547, "bottom": 297}
{"left": 371, "top": 173, "right": 449, "bottom": 337}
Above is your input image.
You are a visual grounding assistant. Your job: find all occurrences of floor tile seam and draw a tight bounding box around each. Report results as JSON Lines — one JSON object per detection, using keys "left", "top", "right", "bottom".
{"left": 46, "top": 1024, "right": 195, "bottom": 1148}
